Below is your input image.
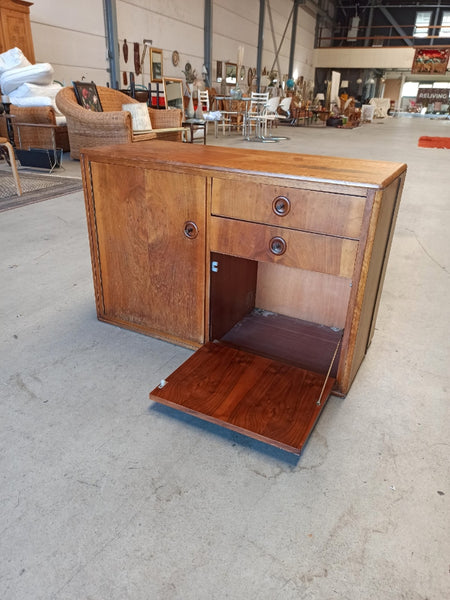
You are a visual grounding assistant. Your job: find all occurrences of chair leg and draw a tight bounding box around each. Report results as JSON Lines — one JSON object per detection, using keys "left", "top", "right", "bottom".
{"left": 2, "top": 141, "right": 22, "bottom": 196}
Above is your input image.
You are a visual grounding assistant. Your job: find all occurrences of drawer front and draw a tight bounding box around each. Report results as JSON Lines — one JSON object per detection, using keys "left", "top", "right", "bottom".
{"left": 210, "top": 216, "right": 358, "bottom": 278}
{"left": 211, "top": 179, "right": 366, "bottom": 239}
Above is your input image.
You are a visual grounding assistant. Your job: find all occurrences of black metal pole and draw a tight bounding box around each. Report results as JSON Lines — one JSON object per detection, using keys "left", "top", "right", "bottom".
{"left": 103, "top": 0, "right": 120, "bottom": 89}
{"left": 204, "top": 0, "right": 212, "bottom": 88}
{"left": 288, "top": 0, "right": 298, "bottom": 79}
{"left": 256, "top": 0, "right": 265, "bottom": 92}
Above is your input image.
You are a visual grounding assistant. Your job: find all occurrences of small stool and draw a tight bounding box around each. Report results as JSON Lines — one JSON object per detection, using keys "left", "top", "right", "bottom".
{"left": 0, "top": 137, "right": 22, "bottom": 196}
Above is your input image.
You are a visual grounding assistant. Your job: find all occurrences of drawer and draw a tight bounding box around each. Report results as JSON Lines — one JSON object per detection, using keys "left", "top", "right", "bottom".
{"left": 211, "top": 179, "right": 366, "bottom": 239}
{"left": 210, "top": 216, "right": 358, "bottom": 278}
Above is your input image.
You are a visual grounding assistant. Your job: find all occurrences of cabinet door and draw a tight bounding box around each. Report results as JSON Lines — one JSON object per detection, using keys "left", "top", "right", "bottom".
{"left": 90, "top": 163, "right": 206, "bottom": 345}
{"left": 0, "top": 6, "right": 35, "bottom": 63}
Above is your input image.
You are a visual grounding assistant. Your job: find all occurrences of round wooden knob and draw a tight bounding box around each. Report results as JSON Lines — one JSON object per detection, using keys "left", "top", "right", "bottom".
{"left": 269, "top": 236, "right": 286, "bottom": 255}
{"left": 183, "top": 221, "right": 199, "bottom": 239}
{"left": 272, "top": 195, "right": 291, "bottom": 216}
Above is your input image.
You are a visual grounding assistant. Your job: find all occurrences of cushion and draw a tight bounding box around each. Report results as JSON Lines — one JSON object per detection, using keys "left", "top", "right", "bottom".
{"left": 8, "top": 82, "right": 62, "bottom": 100}
{"left": 0, "top": 63, "right": 54, "bottom": 95}
{"left": 9, "top": 95, "right": 62, "bottom": 116}
{"left": 9, "top": 96, "right": 53, "bottom": 107}
{"left": 122, "top": 103, "right": 152, "bottom": 132}
{"left": 0, "top": 47, "right": 31, "bottom": 75}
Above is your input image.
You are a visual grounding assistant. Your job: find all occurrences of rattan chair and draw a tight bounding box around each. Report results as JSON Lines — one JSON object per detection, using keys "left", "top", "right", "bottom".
{"left": 55, "top": 86, "right": 185, "bottom": 159}
{"left": 7, "top": 105, "right": 70, "bottom": 153}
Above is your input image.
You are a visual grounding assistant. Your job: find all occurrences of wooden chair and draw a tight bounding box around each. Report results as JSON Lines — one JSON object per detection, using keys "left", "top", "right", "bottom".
{"left": 55, "top": 86, "right": 185, "bottom": 159}
{"left": 0, "top": 137, "right": 22, "bottom": 196}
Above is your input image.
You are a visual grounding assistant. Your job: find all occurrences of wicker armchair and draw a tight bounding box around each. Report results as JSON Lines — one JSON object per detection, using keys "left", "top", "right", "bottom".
{"left": 8, "top": 105, "right": 70, "bottom": 152}
{"left": 0, "top": 105, "right": 70, "bottom": 152}
{"left": 56, "top": 86, "right": 184, "bottom": 159}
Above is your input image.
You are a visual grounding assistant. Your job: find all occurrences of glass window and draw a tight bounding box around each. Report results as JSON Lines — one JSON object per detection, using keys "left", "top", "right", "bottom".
{"left": 414, "top": 11, "right": 432, "bottom": 38}
{"left": 402, "top": 82, "right": 419, "bottom": 97}
{"left": 439, "top": 11, "right": 450, "bottom": 37}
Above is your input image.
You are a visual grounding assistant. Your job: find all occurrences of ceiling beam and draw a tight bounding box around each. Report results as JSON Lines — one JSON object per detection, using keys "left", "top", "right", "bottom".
{"left": 378, "top": 5, "right": 413, "bottom": 46}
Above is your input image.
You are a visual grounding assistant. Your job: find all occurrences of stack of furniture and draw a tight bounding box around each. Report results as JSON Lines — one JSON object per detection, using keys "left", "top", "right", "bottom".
{"left": 56, "top": 86, "right": 185, "bottom": 160}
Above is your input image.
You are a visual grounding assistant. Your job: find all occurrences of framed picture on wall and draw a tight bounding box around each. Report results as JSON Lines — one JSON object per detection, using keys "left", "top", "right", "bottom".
{"left": 225, "top": 62, "right": 237, "bottom": 84}
{"left": 150, "top": 48, "right": 163, "bottom": 83}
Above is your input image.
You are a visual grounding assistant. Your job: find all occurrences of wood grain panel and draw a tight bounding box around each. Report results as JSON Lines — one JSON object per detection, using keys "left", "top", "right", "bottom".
{"left": 150, "top": 342, "right": 336, "bottom": 454}
{"left": 82, "top": 140, "right": 406, "bottom": 189}
{"left": 0, "top": 1, "right": 35, "bottom": 62}
{"left": 212, "top": 179, "right": 366, "bottom": 239}
{"left": 210, "top": 216, "right": 358, "bottom": 278}
{"left": 90, "top": 163, "right": 206, "bottom": 344}
{"left": 220, "top": 310, "right": 342, "bottom": 376}
{"left": 256, "top": 262, "right": 351, "bottom": 329}
{"left": 209, "top": 253, "right": 257, "bottom": 340}
{"left": 348, "top": 176, "right": 404, "bottom": 386}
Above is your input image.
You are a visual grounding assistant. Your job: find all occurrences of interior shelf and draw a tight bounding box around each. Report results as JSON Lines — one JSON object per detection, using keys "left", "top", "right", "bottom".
{"left": 220, "top": 309, "right": 342, "bottom": 376}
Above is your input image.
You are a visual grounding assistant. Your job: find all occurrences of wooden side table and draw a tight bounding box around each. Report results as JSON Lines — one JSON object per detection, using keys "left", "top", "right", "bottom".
{"left": 182, "top": 119, "right": 207, "bottom": 144}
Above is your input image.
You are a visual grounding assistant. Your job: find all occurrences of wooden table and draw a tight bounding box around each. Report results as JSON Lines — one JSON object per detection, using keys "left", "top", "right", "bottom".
{"left": 81, "top": 141, "right": 406, "bottom": 455}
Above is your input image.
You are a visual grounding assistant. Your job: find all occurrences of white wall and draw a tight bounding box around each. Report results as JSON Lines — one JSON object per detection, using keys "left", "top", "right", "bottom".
{"left": 212, "top": 0, "right": 316, "bottom": 89}
{"left": 117, "top": 0, "right": 205, "bottom": 87}
{"left": 30, "top": 0, "right": 108, "bottom": 85}
{"left": 314, "top": 47, "right": 416, "bottom": 71}
{"left": 28, "top": 0, "right": 318, "bottom": 91}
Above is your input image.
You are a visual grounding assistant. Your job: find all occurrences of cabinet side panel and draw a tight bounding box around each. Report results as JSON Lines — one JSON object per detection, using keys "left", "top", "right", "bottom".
{"left": 339, "top": 175, "right": 404, "bottom": 392}
{"left": 81, "top": 157, "right": 105, "bottom": 318}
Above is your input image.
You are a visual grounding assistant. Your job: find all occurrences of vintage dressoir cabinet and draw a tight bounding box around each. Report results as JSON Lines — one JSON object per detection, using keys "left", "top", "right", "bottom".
{"left": 81, "top": 141, "right": 406, "bottom": 454}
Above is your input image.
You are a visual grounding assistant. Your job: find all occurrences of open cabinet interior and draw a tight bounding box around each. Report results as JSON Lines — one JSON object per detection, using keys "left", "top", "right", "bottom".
{"left": 209, "top": 252, "right": 345, "bottom": 377}
{"left": 150, "top": 252, "right": 348, "bottom": 455}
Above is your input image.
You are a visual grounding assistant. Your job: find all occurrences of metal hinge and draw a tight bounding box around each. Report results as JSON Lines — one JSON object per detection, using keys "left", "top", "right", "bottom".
{"left": 211, "top": 260, "right": 219, "bottom": 273}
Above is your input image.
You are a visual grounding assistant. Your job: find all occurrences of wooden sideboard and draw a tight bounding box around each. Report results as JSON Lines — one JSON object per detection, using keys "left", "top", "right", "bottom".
{"left": 0, "top": 0, "right": 35, "bottom": 63}
{"left": 81, "top": 141, "right": 406, "bottom": 454}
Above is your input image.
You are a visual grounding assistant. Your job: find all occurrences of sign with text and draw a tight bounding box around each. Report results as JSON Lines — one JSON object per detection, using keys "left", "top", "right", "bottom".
{"left": 416, "top": 88, "right": 449, "bottom": 104}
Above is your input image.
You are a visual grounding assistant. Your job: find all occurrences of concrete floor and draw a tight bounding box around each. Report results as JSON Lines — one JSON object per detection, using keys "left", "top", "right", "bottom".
{"left": 1, "top": 116, "right": 449, "bottom": 600}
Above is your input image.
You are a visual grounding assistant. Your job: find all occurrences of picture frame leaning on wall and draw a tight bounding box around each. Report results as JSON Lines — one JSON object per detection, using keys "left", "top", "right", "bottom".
{"left": 150, "top": 48, "right": 163, "bottom": 83}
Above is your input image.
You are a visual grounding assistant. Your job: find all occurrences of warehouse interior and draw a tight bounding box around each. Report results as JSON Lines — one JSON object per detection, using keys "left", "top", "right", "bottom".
{"left": 0, "top": 1, "right": 449, "bottom": 599}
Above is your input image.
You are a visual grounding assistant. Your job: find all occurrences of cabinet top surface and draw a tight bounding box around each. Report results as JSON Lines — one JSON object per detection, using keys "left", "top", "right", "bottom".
{"left": 82, "top": 140, "right": 406, "bottom": 189}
